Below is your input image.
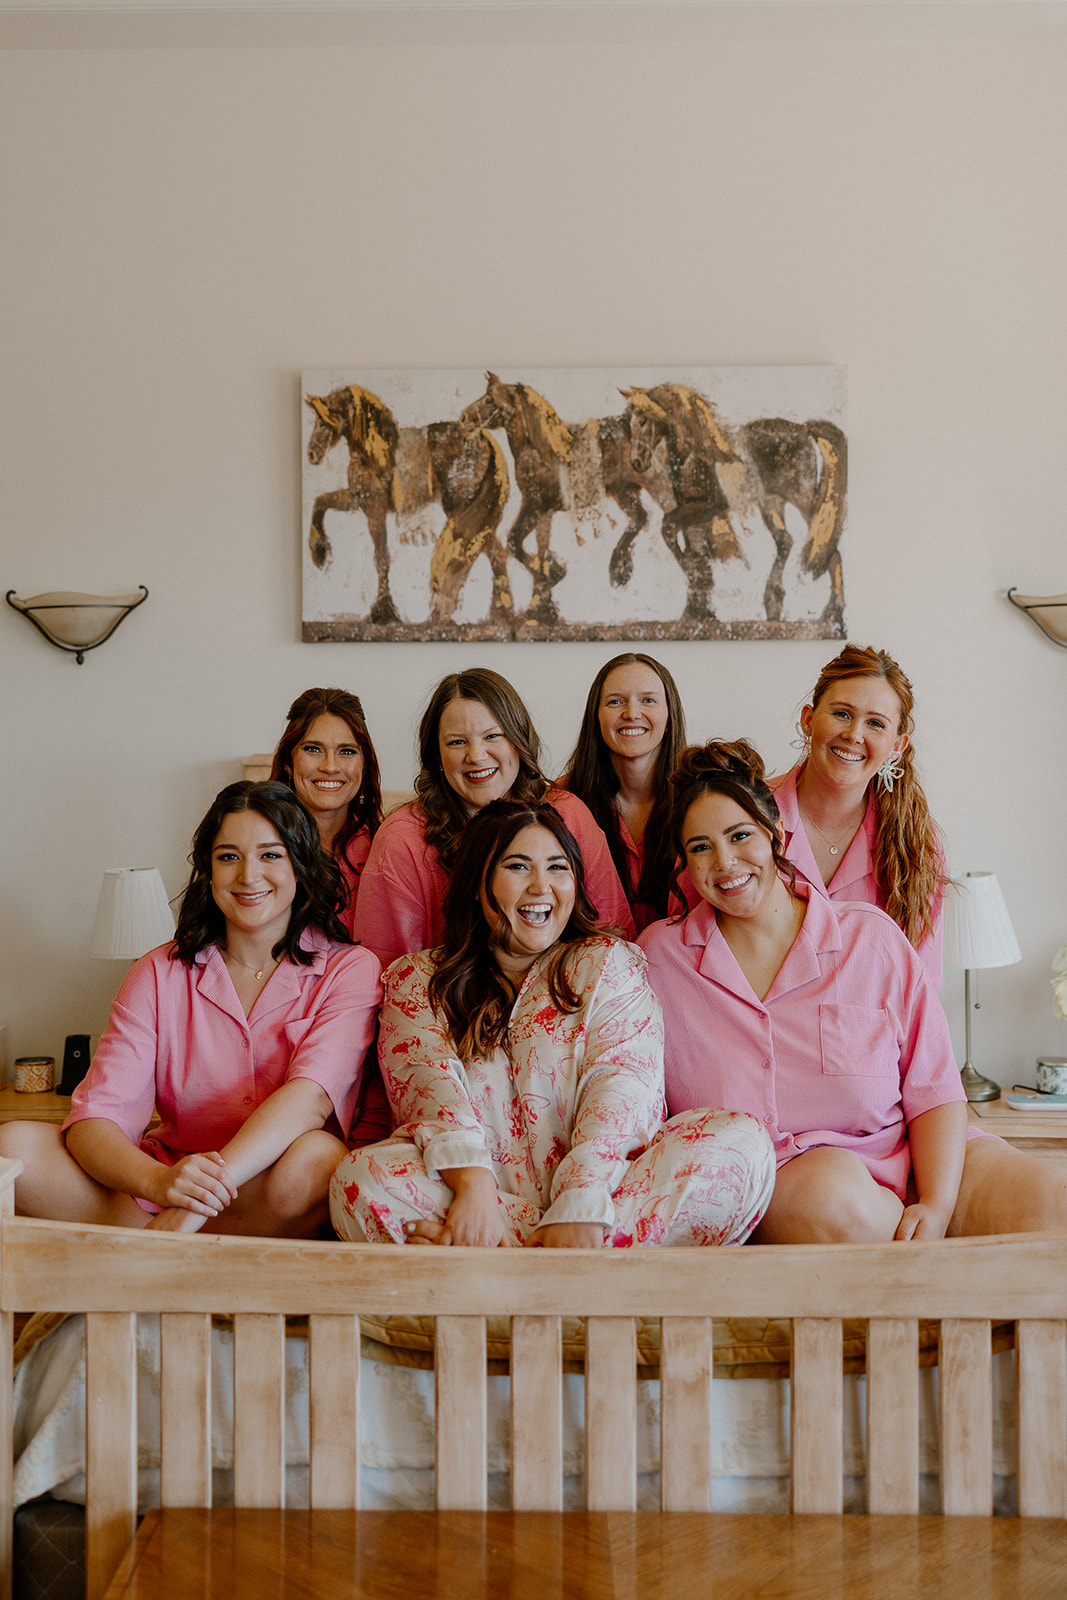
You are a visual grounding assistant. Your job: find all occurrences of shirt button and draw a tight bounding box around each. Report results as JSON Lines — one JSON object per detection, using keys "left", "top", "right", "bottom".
{"left": 762, "top": 1059, "right": 771, "bottom": 1069}
{"left": 244, "top": 1096, "right": 253, "bottom": 1105}
{"left": 764, "top": 1115, "right": 773, "bottom": 1125}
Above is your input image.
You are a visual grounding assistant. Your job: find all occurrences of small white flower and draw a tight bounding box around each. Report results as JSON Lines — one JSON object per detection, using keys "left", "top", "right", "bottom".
{"left": 1053, "top": 946, "right": 1067, "bottom": 1020}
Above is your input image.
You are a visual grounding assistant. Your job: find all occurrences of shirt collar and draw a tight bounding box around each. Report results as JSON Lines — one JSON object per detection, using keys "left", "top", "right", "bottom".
{"left": 681, "top": 881, "right": 843, "bottom": 1004}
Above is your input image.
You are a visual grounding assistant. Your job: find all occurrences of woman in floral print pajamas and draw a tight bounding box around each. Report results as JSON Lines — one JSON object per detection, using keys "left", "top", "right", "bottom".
{"left": 330, "top": 799, "right": 773, "bottom": 1249}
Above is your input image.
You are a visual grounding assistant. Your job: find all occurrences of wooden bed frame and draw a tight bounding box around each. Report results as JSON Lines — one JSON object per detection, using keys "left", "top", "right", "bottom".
{"left": 3, "top": 1159, "right": 1067, "bottom": 1600}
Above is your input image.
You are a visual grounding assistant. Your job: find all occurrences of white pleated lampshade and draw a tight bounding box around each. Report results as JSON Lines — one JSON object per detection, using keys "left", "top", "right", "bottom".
{"left": 942, "top": 872, "right": 1021, "bottom": 971}
{"left": 90, "top": 868, "right": 175, "bottom": 960}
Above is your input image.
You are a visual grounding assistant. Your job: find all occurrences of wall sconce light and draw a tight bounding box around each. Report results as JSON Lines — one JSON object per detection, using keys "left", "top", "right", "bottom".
{"left": 6, "top": 586, "right": 148, "bottom": 663}
{"left": 1007, "top": 589, "right": 1067, "bottom": 650}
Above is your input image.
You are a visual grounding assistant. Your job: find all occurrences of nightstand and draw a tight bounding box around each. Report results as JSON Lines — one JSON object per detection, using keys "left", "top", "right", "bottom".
{"left": 0, "top": 1087, "right": 71, "bottom": 1126}
{"left": 968, "top": 1101, "right": 1067, "bottom": 1163}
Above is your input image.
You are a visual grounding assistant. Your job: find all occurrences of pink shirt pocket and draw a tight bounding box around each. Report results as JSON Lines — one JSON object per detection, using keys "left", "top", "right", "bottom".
{"left": 818, "top": 1005, "right": 898, "bottom": 1077}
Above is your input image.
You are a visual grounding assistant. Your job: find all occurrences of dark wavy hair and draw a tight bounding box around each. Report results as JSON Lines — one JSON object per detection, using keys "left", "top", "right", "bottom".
{"left": 427, "top": 800, "right": 607, "bottom": 1058}
{"left": 414, "top": 668, "right": 550, "bottom": 871}
{"left": 560, "top": 653, "right": 686, "bottom": 918}
{"left": 171, "top": 781, "right": 349, "bottom": 968}
{"left": 668, "top": 740, "right": 797, "bottom": 916}
{"left": 270, "top": 687, "right": 382, "bottom": 864}
{"left": 804, "top": 644, "right": 946, "bottom": 949}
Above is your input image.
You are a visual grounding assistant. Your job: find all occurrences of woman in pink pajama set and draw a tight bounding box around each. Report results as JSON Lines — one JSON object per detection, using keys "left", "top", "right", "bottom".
{"left": 0, "top": 781, "right": 380, "bottom": 1237}
{"left": 332, "top": 800, "right": 774, "bottom": 1249}
{"left": 640, "top": 741, "right": 1067, "bottom": 1241}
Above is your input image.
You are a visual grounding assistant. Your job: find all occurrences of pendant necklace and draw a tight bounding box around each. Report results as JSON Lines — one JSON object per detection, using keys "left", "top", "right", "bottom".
{"left": 798, "top": 804, "right": 854, "bottom": 859}
{"left": 224, "top": 951, "right": 278, "bottom": 984}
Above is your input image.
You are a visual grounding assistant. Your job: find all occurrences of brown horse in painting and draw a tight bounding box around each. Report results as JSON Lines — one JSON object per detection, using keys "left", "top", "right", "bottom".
{"left": 741, "top": 416, "right": 847, "bottom": 629}
{"left": 306, "top": 385, "right": 400, "bottom": 625}
{"left": 621, "top": 385, "right": 742, "bottom": 622}
{"left": 459, "top": 373, "right": 574, "bottom": 626}
{"left": 425, "top": 424, "right": 513, "bottom": 627}
{"left": 618, "top": 385, "right": 847, "bottom": 627}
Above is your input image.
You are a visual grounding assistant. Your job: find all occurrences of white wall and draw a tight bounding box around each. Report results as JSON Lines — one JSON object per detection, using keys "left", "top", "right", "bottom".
{"left": 2, "top": 2, "right": 1065, "bottom": 1087}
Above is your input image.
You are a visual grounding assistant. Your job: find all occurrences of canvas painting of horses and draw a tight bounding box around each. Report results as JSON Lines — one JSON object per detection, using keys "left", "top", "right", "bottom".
{"left": 301, "top": 366, "right": 847, "bottom": 643}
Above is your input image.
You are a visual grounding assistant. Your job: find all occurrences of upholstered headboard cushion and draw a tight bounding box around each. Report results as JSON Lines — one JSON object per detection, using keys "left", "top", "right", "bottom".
{"left": 356, "top": 1312, "right": 1015, "bottom": 1380}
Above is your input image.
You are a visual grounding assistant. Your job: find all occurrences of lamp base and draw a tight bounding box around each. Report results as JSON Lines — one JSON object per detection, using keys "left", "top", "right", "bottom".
{"left": 960, "top": 1064, "right": 1001, "bottom": 1103}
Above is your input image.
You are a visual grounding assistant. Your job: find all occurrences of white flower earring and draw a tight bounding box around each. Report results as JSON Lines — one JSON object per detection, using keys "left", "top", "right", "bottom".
{"left": 790, "top": 720, "right": 810, "bottom": 755}
{"left": 876, "top": 749, "right": 905, "bottom": 793}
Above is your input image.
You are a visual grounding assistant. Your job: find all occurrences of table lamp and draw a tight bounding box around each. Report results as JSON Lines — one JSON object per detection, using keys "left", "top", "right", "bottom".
{"left": 89, "top": 867, "right": 175, "bottom": 962}
{"left": 942, "top": 871, "right": 1021, "bottom": 1102}
{"left": 63, "top": 868, "right": 176, "bottom": 1095}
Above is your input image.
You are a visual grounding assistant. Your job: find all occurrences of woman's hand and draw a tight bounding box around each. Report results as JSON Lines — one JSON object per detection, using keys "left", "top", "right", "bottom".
{"left": 147, "top": 1152, "right": 237, "bottom": 1219}
{"left": 894, "top": 1201, "right": 952, "bottom": 1242}
{"left": 524, "top": 1221, "right": 605, "bottom": 1249}
{"left": 406, "top": 1166, "right": 508, "bottom": 1247}
{"left": 903, "top": 1103, "right": 967, "bottom": 1242}
{"left": 146, "top": 1205, "right": 210, "bottom": 1233}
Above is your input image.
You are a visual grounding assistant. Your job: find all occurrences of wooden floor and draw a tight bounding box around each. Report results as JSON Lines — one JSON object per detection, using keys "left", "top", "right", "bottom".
{"left": 105, "top": 1510, "right": 1067, "bottom": 1600}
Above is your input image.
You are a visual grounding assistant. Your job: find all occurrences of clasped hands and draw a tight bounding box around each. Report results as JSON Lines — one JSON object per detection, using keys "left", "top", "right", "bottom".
{"left": 404, "top": 1166, "right": 605, "bottom": 1249}
{"left": 144, "top": 1150, "right": 238, "bottom": 1233}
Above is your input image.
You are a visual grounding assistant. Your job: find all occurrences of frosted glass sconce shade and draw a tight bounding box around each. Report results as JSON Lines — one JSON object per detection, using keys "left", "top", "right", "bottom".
{"left": 6, "top": 587, "right": 148, "bottom": 662}
{"left": 1007, "top": 589, "right": 1067, "bottom": 649}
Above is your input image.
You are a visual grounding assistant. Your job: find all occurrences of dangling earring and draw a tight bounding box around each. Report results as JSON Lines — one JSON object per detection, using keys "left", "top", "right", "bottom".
{"left": 790, "top": 720, "right": 810, "bottom": 755}
{"left": 877, "top": 749, "right": 905, "bottom": 794}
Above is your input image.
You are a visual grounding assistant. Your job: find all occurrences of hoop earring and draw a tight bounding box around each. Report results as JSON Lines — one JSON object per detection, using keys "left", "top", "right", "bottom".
{"left": 877, "top": 750, "right": 905, "bottom": 794}
{"left": 790, "top": 721, "right": 810, "bottom": 755}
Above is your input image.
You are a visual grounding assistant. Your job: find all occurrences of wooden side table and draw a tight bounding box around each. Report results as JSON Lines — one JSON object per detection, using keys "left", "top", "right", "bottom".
{"left": 0, "top": 1086, "right": 71, "bottom": 1126}
{"left": 968, "top": 1100, "right": 1067, "bottom": 1163}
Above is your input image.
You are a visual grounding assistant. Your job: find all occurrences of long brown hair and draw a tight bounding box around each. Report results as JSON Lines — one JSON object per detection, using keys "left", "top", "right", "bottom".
{"left": 270, "top": 687, "right": 382, "bottom": 865}
{"left": 414, "top": 668, "right": 549, "bottom": 871}
{"left": 560, "top": 653, "right": 686, "bottom": 918}
{"left": 173, "top": 781, "right": 349, "bottom": 967}
{"left": 427, "top": 801, "right": 606, "bottom": 1058}
{"left": 806, "top": 644, "right": 946, "bottom": 949}
{"left": 667, "top": 740, "right": 796, "bottom": 915}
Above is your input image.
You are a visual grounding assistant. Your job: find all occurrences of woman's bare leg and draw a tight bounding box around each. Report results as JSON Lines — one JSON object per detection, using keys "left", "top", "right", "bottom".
{"left": 186, "top": 1130, "right": 349, "bottom": 1239}
{"left": 0, "top": 1121, "right": 150, "bottom": 1227}
{"left": 949, "top": 1137, "right": 1067, "bottom": 1235}
{"left": 749, "top": 1146, "right": 904, "bottom": 1244}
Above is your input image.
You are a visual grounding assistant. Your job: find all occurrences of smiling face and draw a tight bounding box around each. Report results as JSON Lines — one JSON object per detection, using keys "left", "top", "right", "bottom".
{"left": 479, "top": 824, "right": 576, "bottom": 976}
{"left": 438, "top": 697, "right": 521, "bottom": 813}
{"left": 683, "top": 791, "right": 784, "bottom": 923}
{"left": 597, "top": 663, "right": 670, "bottom": 764}
{"left": 801, "top": 675, "right": 907, "bottom": 796}
{"left": 289, "top": 713, "right": 365, "bottom": 835}
{"left": 210, "top": 810, "right": 297, "bottom": 945}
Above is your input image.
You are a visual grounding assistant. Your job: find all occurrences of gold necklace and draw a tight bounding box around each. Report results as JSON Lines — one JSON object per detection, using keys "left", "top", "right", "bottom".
{"left": 798, "top": 804, "right": 854, "bottom": 859}
{"left": 223, "top": 950, "right": 279, "bottom": 984}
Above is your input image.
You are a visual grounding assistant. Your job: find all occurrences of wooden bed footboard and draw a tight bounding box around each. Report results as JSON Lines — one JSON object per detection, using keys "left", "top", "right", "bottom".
{"left": 2, "top": 1160, "right": 1067, "bottom": 1600}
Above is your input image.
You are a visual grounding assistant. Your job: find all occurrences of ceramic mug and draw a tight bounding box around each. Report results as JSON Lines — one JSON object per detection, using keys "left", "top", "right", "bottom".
{"left": 1035, "top": 1057, "right": 1067, "bottom": 1095}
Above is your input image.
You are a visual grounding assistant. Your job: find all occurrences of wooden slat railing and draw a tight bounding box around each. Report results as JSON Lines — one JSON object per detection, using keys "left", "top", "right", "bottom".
{"left": 3, "top": 1190, "right": 1067, "bottom": 1600}
{"left": 1016, "top": 1318, "right": 1067, "bottom": 1517}
{"left": 85, "top": 1312, "right": 136, "bottom": 1600}
{"left": 308, "top": 1313, "right": 361, "bottom": 1509}
{"left": 510, "top": 1314, "right": 562, "bottom": 1510}
{"left": 866, "top": 1317, "right": 919, "bottom": 1513}
{"left": 160, "top": 1312, "right": 211, "bottom": 1508}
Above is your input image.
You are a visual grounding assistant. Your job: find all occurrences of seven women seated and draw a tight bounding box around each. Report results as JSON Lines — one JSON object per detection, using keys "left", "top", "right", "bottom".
{"left": 3, "top": 645, "right": 1065, "bottom": 1247}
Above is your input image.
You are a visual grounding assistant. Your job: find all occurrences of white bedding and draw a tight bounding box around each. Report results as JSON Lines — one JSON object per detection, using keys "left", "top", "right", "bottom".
{"left": 12, "top": 1315, "right": 1019, "bottom": 1515}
